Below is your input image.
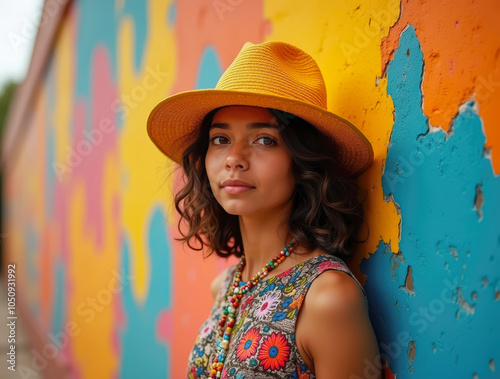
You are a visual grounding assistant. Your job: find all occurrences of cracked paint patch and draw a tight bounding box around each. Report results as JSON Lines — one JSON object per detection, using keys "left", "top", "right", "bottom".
{"left": 390, "top": 251, "right": 405, "bottom": 279}
{"left": 449, "top": 246, "right": 459, "bottom": 260}
{"left": 482, "top": 277, "right": 488, "bottom": 287}
{"left": 381, "top": 0, "right": 500, "bottom": 174}
{"left": 362, "top": 25, "right": 500, "bottom": 377}
{"left": 455, "top": 287, "right": 475, "bottom": 318}
{"left": 474, "top": 185, "right": 484, "bottom": 221}
{"left": 400, "top": 266, "right": 416, "bottom": 296}
{"left": 407, "top": 340, "right": 416, "bottom": 373}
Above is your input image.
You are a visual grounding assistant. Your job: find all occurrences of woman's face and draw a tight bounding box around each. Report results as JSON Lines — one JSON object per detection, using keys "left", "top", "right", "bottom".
{"left": 205, "top": 106, "right": 295, "bottom": 218}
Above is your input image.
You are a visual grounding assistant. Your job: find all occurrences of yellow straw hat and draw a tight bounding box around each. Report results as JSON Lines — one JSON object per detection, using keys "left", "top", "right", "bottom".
{"left": 147, "top": 41, "right": 373, "bottom": 176}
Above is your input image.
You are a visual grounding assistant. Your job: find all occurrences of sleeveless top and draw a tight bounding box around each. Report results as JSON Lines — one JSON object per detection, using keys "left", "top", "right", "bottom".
{"left": 186, "top": 254, "right": 368, "bottom": 378}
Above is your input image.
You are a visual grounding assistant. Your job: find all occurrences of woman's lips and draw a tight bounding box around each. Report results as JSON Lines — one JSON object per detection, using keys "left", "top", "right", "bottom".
{"left": 223, "top": 185, "right": 254, "bottom": 194}
{"left": 221, "top": 179, "right": 255, "bottom": 194}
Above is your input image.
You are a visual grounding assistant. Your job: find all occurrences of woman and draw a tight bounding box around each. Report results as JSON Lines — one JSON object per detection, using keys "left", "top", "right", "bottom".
{"left": 148, "top": 41, "right": 381, "bottom": 378}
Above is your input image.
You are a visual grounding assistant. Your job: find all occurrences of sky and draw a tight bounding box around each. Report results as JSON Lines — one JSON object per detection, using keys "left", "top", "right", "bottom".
{"left": 0, "top": 0, "right": 44, "bottom": 89}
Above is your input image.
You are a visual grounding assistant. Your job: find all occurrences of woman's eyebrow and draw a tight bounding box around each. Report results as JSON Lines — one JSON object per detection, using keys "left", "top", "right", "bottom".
{"left": 209, "top": 122, "right": 280, "bottom": 130}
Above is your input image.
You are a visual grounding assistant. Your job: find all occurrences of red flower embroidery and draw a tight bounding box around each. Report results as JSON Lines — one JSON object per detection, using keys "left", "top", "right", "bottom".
{"left": 258, "top": 332, "right": 290, "bottom": 371}
{"left": 236, "top": 328, "right": 262, "bottom": 361}
{"left": 318, "top": 260, "right": 343, "bottom": 272}
{"left": 241, "top": 295, "right": 254, "bottom": 311}
{"left": 188, "top": 366, "right": 197, "bottom": 379}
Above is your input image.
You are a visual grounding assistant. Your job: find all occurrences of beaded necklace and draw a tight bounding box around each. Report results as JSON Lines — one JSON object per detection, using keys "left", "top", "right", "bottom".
{"left": 209, "top": 240, "right": 296, "bottom": 378}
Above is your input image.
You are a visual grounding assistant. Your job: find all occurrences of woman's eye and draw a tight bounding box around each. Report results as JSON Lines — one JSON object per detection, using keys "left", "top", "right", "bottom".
{"left": 210, "top": 136, "right": 229, "bottom": 145}
{"left": 256, "top": 137, "right": 277, "bottom": 146}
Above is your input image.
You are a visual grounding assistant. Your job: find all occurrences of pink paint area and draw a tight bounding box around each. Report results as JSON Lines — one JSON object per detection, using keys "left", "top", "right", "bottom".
{"left": 157, "top": 309, "right": 174, "bottom": 343}
{"left": 68, "top": 45, "right": 119, "bottom": 251}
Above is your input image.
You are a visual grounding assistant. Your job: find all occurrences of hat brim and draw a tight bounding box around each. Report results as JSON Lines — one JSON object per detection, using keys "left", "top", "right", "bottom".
{"left": 147, "top": 89, "right": 374, "bottom": 176}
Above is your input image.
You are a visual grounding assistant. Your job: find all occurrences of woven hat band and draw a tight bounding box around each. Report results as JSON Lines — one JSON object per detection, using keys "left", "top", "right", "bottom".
{"left": 215, "top": 42, "right": 328, "bottom": 109}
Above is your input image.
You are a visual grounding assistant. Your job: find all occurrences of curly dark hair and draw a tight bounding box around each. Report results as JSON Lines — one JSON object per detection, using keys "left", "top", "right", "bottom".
{"left": 174, "top": 107, "right": 369, "bottom": 258}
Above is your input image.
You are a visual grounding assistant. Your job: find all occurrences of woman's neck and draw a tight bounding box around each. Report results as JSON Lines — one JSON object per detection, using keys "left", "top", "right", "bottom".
{"left": 238, "top": 207, "right": 293, "bottom": 282}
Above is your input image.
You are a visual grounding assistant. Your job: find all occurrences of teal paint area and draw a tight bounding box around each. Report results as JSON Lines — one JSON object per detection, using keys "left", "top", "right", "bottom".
{"left": 361, "top": 26, "right": 500, "bottom": 377}
{"left": 168, "top": 1, "right": 177, "bottom": 26}
{"left": 75, "top": 0, "right": 118, "bottom": 98}
{"left": 51, "top": 259, "right": 65, "bottom": 345}
{"left": 195, "top": 46, "right": 223, "bottom": 89}
{"left": 121, "top": 0, "right": 147, "bottom": 73}
{"left": 119, "top": 206, "right": 172, "bottom": 378}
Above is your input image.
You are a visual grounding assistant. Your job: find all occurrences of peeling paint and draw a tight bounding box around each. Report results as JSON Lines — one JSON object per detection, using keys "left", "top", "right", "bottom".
{"left": 456, "top": 287, "right": 475, "bottom": 317}
{"left": 400, "top": 265, "right": 416, "bottom": 296}
{"left": 381, "top": 0, "right": 500, "bottom": 174}
{"left": 407, "top": 340, "right": 416, "bottom": 373}
{"left": 490, "top": 358, "right": 495, "bottom": 372}
{"left": 390, "top": 251, "right": 405, "bottom": 278}
{"left": 474, "top": 185, "right": 484, "bottom": 220}
{"left": 495, "top": 291, "right": 500, "bottom": 301}
{"left": 482, "top": 276, "right": 489, "bottom": 287}
{"left": 363, "top": 24, "right": 500, "bottom": 377}
{"left": 449, "top": 246, "right": 459, "bottom": 260}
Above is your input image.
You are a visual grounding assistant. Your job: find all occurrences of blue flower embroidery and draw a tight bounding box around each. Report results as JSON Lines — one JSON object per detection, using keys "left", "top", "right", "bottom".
{"left": 272, "top": 312, "right": 287, "bottom": 321}
{"left": 282, "top": 297, "right": 293, "bottom": 308}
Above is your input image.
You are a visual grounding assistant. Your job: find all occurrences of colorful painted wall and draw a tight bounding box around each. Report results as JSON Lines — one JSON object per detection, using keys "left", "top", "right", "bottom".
{"left": 2, "top": 0, "right": 499, "bottom": 378}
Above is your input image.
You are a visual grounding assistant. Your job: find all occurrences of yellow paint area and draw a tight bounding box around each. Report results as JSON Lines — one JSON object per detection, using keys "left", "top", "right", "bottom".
{"left": 68, "top": 154, "right": 120, "bottom": 378}
{"left": 264, "top": 0, "right": 402, "bottom": 277}
{"left": 117, "top": 0, "right": 177, "bottom": 301}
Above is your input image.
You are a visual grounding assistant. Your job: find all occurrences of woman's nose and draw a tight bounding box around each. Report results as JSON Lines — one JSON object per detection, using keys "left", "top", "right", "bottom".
{"left": 225, "top": 144, "right": 249, "bottom": 170}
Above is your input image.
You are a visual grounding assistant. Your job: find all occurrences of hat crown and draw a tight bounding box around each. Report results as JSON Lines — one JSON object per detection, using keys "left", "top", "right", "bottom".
{"left": 215, "top": 41, "right": 328, "bottom": 110}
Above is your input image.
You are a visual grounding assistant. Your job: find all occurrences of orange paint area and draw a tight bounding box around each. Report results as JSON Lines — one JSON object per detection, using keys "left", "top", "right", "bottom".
{"left": 381, "top": 0, "right": 500, "bottom": 174}
{"left": 172, "top": 0, "right": 267, "bottom": 93}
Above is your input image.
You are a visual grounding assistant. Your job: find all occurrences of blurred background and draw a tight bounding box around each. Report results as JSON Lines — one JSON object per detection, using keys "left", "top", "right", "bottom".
{"left": 1, "top": 0, "right": 499, "bottom": 378}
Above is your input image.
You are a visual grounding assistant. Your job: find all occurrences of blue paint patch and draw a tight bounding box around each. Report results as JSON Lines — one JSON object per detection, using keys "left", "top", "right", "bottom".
{"left": 195, "top": 46, "right": 223, "bottom": 89}
{"left": 122, "top": 0, "right": 147, "bottom": 74}
{"left": 51, "top": 259, "right": 65, "bottom": 345}
{"left": 75, "top": 1, "right": 118, "bottom": 98}
{"left": 168, "top": 1, "right": 177, "bottom": 26}
{"left": 361, "top": 26, "right": 500, "bottom": 377}
{"left": 119, "top": 206, "right": 172, "bottom": 378}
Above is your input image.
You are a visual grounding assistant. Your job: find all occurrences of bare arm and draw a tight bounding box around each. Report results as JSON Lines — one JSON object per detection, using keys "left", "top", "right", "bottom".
{"left": 296, "top": 271, "right": 381, "bottom": 379}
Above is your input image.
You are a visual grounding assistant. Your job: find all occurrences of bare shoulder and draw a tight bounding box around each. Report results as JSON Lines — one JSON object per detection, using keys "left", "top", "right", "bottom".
{"left": 305, "top": 270, "right": 367, "bottom": 314}
{"left": 210, "top": 268, "right": 230, "bottom": 300}
{"left": 296, "top": 270, "right": 381, "bottom": 378}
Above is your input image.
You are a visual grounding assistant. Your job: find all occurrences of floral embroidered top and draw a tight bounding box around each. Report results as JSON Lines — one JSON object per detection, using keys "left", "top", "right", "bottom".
{"left": 187, "top": 254, "right": 368, "bottom": 378}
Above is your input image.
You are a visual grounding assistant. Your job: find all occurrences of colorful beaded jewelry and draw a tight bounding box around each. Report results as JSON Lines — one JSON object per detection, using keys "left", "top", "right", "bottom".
{"left": 209, "top": 240, "right": 296, "bottom": 378}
